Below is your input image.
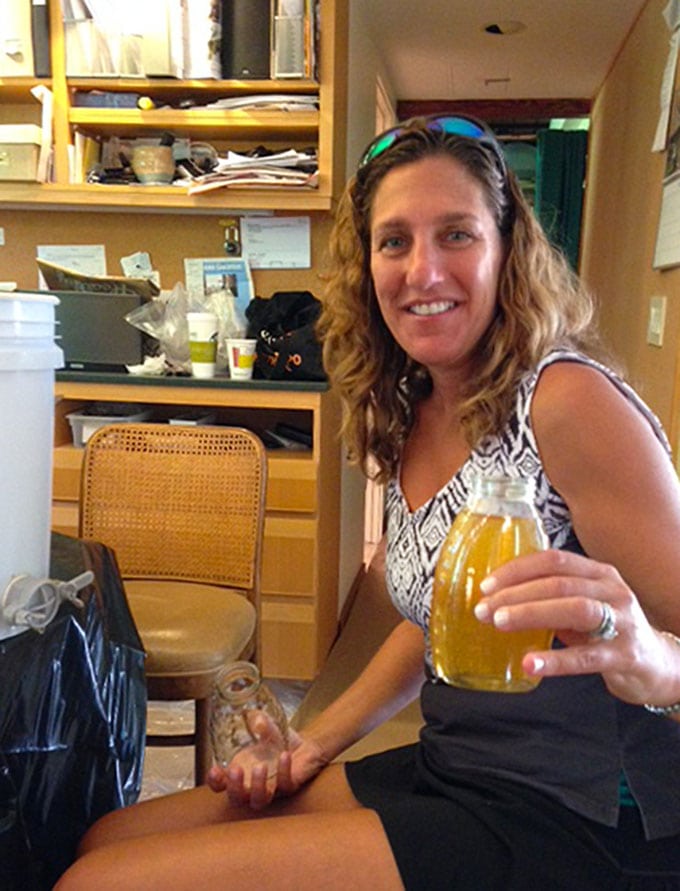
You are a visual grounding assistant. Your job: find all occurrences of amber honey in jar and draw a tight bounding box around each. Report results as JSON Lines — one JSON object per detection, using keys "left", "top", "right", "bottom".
{"left": 430, "top": 476, "right": 551, "bottom": 692}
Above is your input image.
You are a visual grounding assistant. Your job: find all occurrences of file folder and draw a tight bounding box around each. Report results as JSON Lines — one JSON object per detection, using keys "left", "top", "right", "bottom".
{"left": 220, "top": 0, "right": 270, "bottom": 79}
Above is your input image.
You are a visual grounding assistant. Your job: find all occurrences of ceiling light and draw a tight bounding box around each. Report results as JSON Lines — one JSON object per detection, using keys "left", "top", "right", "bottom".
{"left": 483, "top": 21, "right": 526, "bottom": 36}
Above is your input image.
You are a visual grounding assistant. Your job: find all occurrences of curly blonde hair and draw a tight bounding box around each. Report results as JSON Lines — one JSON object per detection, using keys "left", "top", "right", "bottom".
{"left": 318, "top": 120, "right": 603, "bottom": 484}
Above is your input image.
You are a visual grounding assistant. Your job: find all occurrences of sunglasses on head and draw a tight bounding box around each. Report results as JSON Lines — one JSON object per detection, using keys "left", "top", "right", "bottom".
{"left": 358, "top": 114, "right": 507, "bottom": 176}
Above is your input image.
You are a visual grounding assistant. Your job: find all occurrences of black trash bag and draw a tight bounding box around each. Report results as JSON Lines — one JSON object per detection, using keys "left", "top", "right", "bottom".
{"left": 0, "top": 754, "right": 38, "bottom": 891}
{"left": 245, "top": 291, "right": 326, "bottom": 381}
{"left": 0, "top": 533, "right": 146, "bottom": 890}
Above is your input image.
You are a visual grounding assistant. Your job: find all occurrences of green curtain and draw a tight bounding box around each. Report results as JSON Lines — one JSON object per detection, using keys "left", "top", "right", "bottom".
{"left": 535, "top": 130, "right": 588, "bottom": 270}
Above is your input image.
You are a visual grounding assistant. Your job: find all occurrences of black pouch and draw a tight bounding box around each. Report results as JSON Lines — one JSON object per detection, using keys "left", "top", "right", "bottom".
{"left": 245, "top": 291, "right": 326, "bottom": 381}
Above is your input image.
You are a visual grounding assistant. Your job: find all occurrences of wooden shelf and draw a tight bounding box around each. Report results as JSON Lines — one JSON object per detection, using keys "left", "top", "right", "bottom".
{"left": 69, "top": 108, "right": 320, "bottom": 141}
{"left": 0, "top": 181, "right": 332, "bottom": 212}
{"left": 0, "top": 77, "right": 51, "bottom": 102}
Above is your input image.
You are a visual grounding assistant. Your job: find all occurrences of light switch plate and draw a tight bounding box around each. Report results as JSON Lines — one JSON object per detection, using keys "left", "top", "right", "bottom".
{"left": 647, "top": 295, "right": 667, "bottom": 347}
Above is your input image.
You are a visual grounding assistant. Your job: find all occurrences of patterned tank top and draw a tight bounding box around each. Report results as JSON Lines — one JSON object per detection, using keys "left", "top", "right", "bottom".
{"left": 383, "top": 350, "right": 680, "bottom": 837}
{"left": 385, "top": 348, "right": 669, "bottom": 661}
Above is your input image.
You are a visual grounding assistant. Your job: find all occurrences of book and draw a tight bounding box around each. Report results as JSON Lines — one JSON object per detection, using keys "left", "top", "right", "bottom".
{"left": 31, "top": 0, "right": 51, "bottom": 77}
{"left": 138, "top": 0, "right": 184, "bottom": 77}
{"left": 220, "top": 0, "right": 270, "bottom": 79}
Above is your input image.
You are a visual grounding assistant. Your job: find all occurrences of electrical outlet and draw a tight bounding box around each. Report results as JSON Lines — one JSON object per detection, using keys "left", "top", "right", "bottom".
{"left": 647, "top": 295, "right": 667, "bottom": 347}
{"left": 0, "top": 228, "right": 4, "bottom": 246}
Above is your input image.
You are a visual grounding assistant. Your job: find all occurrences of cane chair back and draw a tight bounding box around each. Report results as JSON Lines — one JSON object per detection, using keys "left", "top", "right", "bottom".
{"left": 79, "top": 423, "right": 267, "bottom": 784}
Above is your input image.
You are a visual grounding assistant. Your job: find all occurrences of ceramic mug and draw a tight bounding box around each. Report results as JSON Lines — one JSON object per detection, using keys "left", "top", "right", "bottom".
{"left": 131, "top": 145, "right": 175, "bottom": 185}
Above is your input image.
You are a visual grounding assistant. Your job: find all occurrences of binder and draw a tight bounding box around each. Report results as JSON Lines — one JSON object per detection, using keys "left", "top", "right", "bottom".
{"left": 31, "top": 0, "right": 51, "bottom": 77}
{"left": 272, "top": 13, "right": 304, "bottom": 78}
{"left": 271, "top": 0, "right": 316, "bottom": 79}
{"left": 220, "top": 0, "right": 270, "bottom": 79}
{"left": 0, "top": 0, "right": 35, "bottom": 77}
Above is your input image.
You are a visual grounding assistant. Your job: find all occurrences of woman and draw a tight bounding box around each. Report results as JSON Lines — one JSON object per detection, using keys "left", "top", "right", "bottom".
{"left": 56, "top": 116, "right": 680, "bottom": 890}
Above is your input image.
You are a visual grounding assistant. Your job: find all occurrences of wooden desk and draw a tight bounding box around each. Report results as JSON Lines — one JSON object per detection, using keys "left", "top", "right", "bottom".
{"left": 52, "top": 373, "right": 364, "bottom": 679}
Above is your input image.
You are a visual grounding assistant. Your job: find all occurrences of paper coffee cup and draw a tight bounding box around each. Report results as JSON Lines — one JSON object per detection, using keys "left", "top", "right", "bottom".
{"left": 187, "top": 312, "right": 218, "bottom": 378}
{"left": 226, "top": 338, "right": 257, "bottom": 380}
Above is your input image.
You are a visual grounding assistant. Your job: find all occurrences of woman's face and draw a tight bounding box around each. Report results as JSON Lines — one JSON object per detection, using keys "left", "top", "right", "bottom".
{"left": 369, "top": 154, "right": 505, "bottom": 382}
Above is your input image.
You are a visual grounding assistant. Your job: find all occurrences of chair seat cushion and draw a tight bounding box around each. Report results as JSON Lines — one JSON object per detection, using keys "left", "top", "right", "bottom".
{"left": 124, "top": 580, "right": 256, "bottom": 677}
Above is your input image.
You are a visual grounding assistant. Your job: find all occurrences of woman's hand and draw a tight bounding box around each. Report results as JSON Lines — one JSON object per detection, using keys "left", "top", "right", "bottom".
{"left": 474, "top": 549, "right": 680, "bottom": 707}
{"left": 206, "top": 713, "right": 329, "bottom": 811}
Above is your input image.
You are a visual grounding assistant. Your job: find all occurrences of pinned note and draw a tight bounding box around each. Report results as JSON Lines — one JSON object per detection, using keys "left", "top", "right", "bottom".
{"left": 241, "top": 216, "right": 310, "bottom": 269}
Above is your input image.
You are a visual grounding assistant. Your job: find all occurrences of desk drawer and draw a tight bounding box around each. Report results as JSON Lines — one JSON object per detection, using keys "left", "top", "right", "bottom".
{"left": 53, "top": 447, "right": 83, "bottom": 502}
{"left": 265, "top": 455, "right": 316, "bottom": 513}
{"left": 262, "top": 516, "right": 316, "bottom": 596}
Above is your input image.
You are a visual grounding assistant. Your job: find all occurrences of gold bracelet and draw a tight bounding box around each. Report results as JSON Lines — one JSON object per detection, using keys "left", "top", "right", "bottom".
{"left": 644, "top": 631, "right": 680, "bottom": 716}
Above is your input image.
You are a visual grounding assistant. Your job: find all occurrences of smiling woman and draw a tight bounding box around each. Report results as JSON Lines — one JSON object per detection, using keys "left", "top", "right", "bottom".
{"left": 54, "top": 113, "right": 680, "bottom": 891}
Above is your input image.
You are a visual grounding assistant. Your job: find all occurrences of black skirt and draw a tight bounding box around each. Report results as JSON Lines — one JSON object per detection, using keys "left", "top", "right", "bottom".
{"left": 344, "top": 744, "right": 680, "bottom": 891}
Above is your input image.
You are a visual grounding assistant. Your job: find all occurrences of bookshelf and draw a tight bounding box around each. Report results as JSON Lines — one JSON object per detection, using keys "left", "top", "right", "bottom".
{"left": 0, "top": 0, "right": 361, "bottom": 680}
{"left": 0, "top": 0, "right": 348, "bottom": 212}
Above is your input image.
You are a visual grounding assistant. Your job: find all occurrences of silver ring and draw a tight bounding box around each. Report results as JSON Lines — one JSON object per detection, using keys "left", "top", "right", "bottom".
{"left": 590, "top": 601, "right": 619, "bottom": 641}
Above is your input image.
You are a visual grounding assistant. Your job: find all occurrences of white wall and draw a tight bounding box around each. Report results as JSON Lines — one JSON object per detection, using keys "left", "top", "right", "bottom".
{"left": 335, "top": 1, "right": 397, "bottom": 613}
{"left": 345, "top": 0, "right": 397, "bottom": 176}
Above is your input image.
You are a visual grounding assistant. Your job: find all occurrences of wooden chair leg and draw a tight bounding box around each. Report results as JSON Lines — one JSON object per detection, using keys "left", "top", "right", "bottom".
{"left": 194, "top": 697, "right": 213, "bottom": 785}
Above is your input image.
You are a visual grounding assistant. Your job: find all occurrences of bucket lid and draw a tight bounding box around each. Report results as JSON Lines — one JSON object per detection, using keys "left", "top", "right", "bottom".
{"left": 0, "top": 292, "right": 59, "bottom": 325}
{"left": 0, "top": 341, "right": 63, "bottom": 370}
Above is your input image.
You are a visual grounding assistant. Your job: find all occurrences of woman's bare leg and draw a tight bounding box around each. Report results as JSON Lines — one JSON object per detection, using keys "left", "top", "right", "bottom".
{"left": 78, "top": 763, "right": 361, "bottom": 851}
{"left": 54, "top": 764, "right": 404, "bottom": 891}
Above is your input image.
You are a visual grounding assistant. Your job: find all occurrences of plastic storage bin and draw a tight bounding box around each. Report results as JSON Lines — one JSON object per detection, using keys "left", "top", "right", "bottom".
{"left": 66, "top": 403, "right": 152, "bottom": 447}
{"left": 0, "top": 125, "right": 42, "bottom": 181}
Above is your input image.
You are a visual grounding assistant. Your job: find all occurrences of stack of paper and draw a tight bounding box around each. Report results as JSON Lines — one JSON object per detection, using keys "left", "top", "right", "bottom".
{"left": 203, "top": 94, "right": 318, "bottom": 112}
{"left": 187, "top": 148, "right": 317, "bottom": 194}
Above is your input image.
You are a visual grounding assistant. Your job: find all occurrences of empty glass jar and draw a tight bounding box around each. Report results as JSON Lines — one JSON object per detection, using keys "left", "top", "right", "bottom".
{"left": 209, "top": 661, "right": 289, "bottom": 777}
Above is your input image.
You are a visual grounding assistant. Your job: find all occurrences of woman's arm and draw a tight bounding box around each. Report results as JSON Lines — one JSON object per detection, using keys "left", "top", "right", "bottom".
{"left": 210, "top": 619, "right": 425, "bottom": 807}
{"left": 301, "top": 618, "right": 425, "bottom": 762}
{"left": 532, "top": 360, "right": 680, "bottom": 632}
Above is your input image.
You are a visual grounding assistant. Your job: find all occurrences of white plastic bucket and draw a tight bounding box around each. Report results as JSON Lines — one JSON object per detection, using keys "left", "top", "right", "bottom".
{"left": 0, "top": 292, "right": 63, "bottom": 597}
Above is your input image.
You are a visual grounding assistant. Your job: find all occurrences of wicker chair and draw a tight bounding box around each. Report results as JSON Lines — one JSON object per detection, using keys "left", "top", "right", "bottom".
{"left": 79, "top": 423, "right": 267, "bottom": 785}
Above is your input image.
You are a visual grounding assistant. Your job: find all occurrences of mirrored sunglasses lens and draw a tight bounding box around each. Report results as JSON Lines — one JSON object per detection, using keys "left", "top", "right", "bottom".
{"left": 437, "top": 118, "right": 485, "bottom": 139}
{"left": 363, "top": 130, "right": 402, "bottom": 165}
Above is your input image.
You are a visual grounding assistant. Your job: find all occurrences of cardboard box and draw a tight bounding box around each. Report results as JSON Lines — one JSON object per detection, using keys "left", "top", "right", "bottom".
{"left": 0, "top": 125, "right": 42, "bottom": 181}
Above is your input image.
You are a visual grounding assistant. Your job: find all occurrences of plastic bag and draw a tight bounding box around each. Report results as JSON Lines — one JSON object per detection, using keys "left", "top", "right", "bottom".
{"left": 0, "top": 533, "right": 146, "bottom": 889}
{"left": 125, "top": 282, "right": 192, "bottom": 373}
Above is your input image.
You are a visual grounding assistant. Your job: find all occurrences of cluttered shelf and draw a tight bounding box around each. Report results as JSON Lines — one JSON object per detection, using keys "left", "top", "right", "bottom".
{"left": 0, "top": 0, "right": 346, "bottom": 211}
{"left": 53, "top": 373, "right": 328, "bottom": 456}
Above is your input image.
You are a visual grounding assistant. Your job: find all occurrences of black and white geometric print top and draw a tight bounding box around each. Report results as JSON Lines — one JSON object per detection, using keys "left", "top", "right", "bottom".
{"left": 384, "top": 349, "right": 670, "bottom": 659}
